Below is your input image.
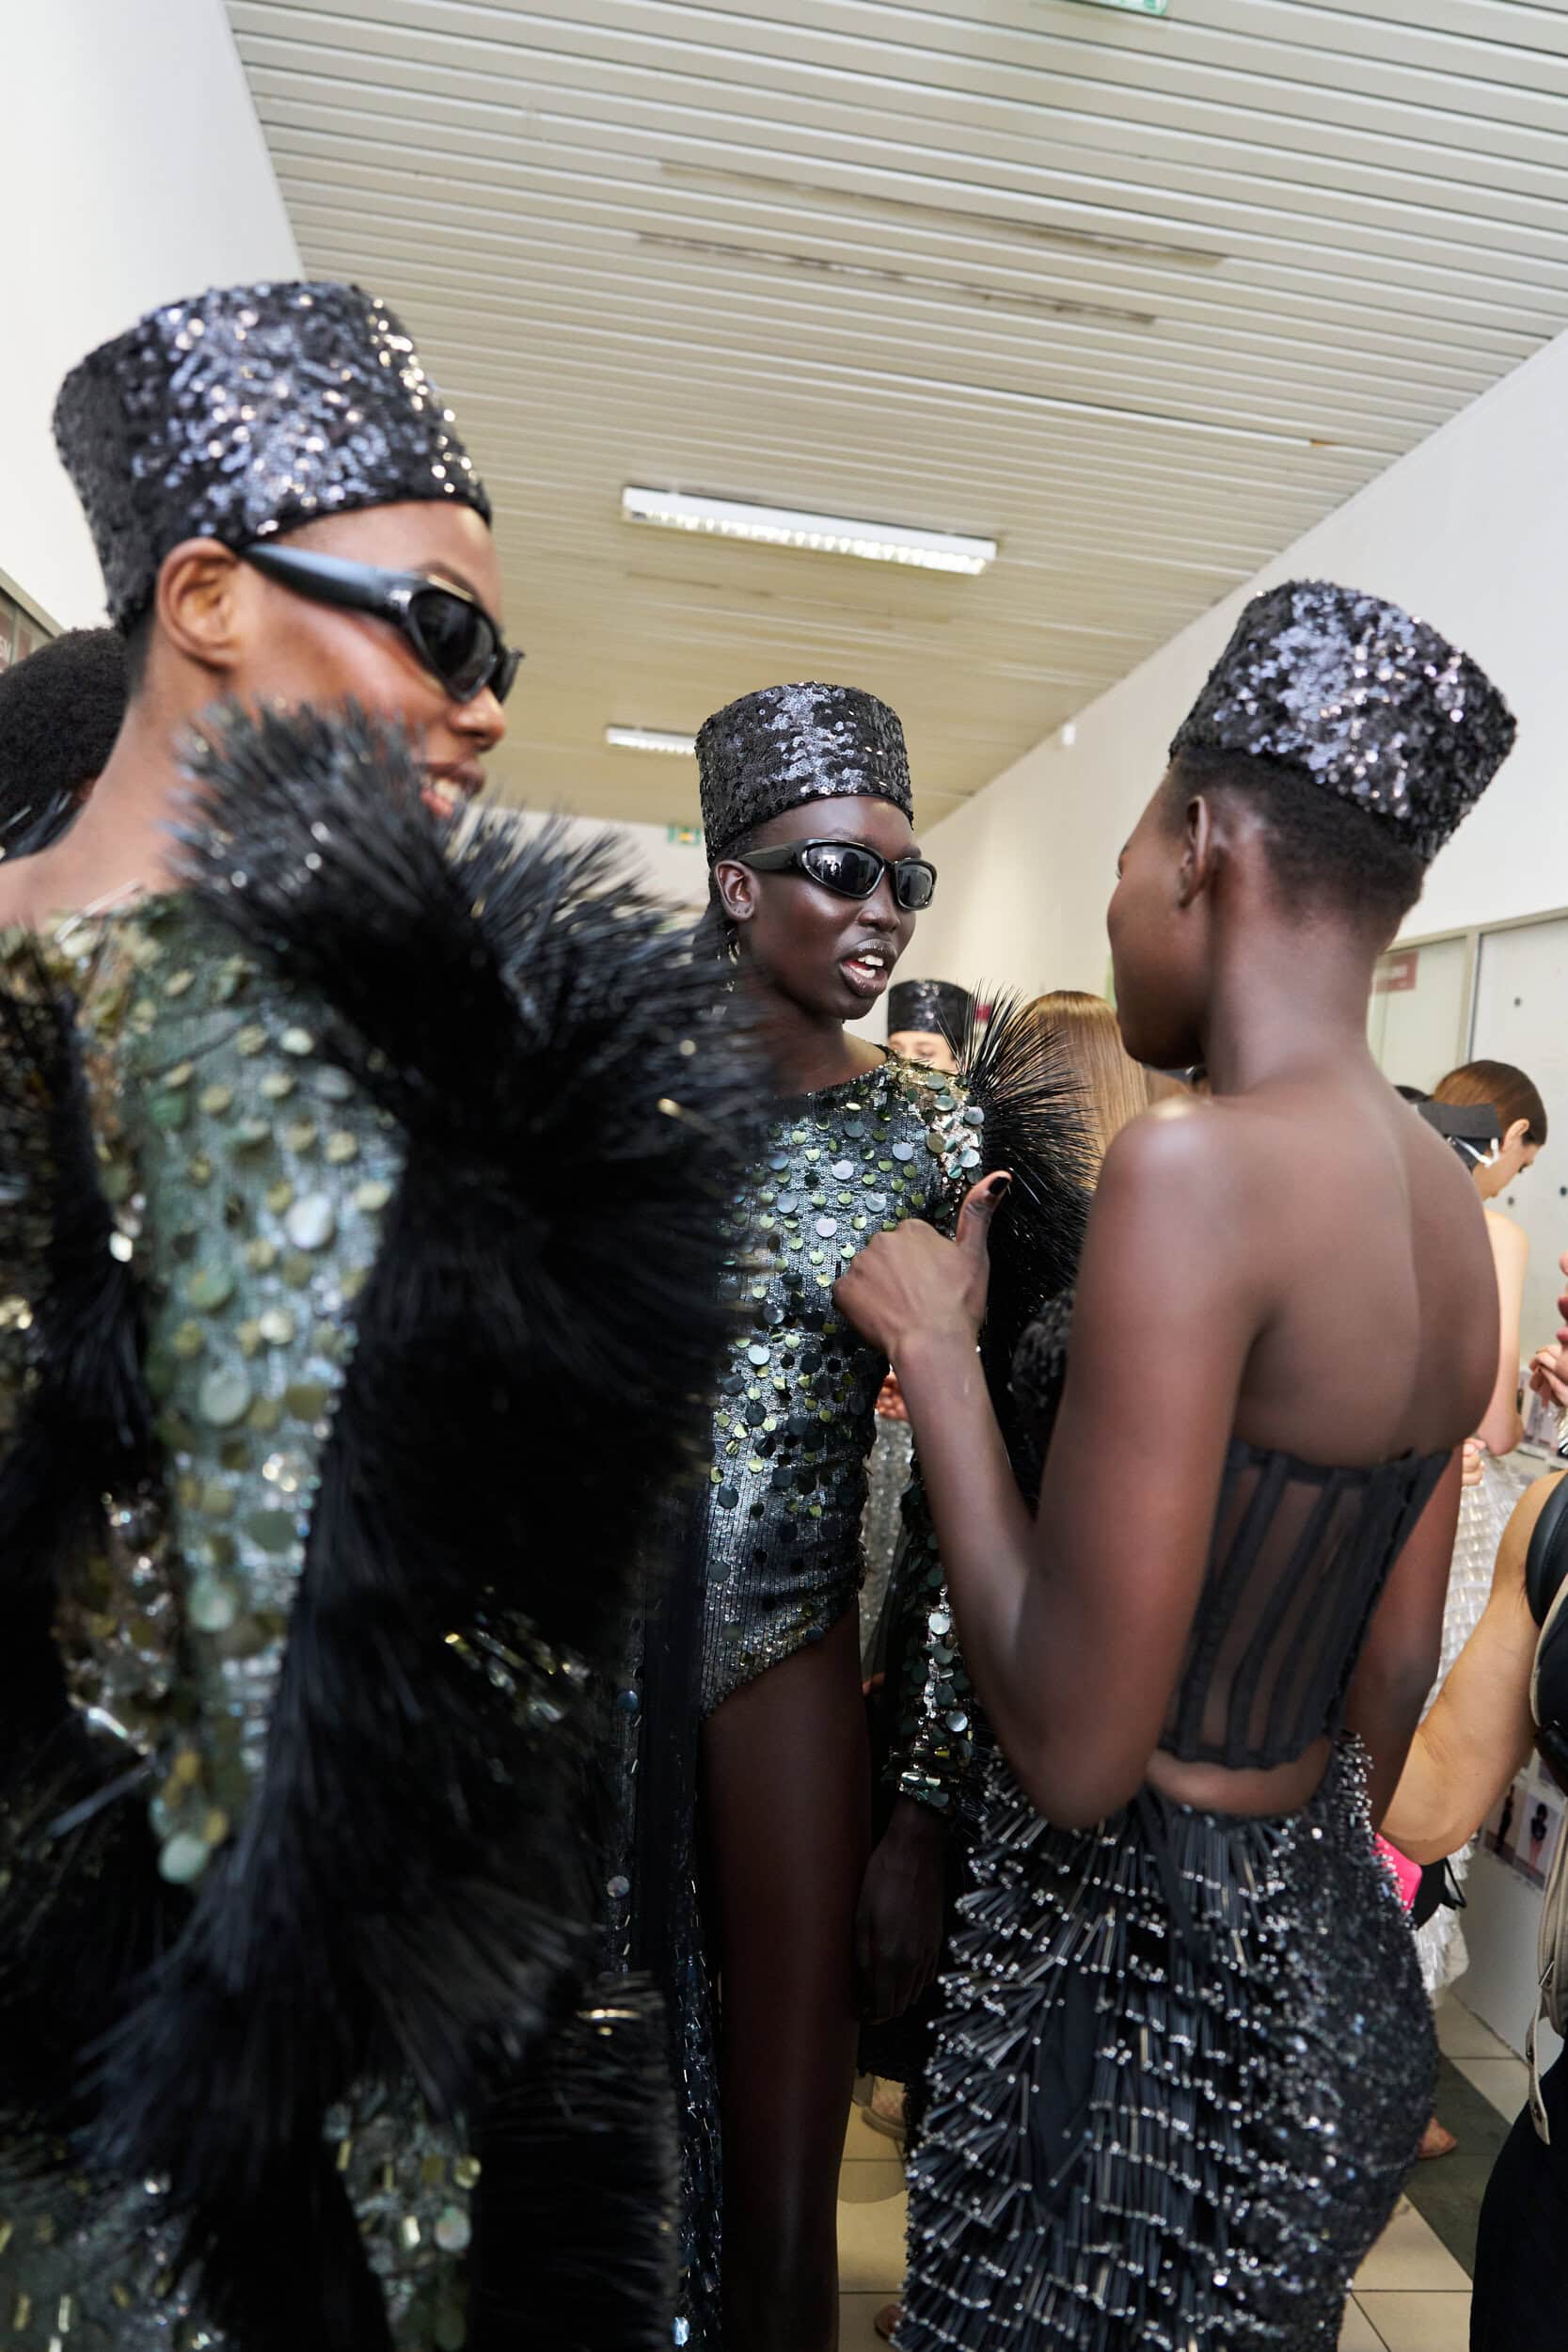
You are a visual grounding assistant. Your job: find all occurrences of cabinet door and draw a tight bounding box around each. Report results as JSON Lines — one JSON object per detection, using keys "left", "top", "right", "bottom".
{"left": 1368, "top": 933, "right": 1471, "bottom": 1091}
{"left": 1471, "top": 915, "right": 1568, "bottom": 1357}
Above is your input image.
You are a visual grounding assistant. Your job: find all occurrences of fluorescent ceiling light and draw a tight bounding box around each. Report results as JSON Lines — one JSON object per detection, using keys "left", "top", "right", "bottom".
{"left": 605, "top": 724, "right": 697, "bottom": 756}
{"left": 621, "top": 487, "right": 996, "bottom": 578}
{"left": 1057, "top": 0, "right": 1167, "bottom": 13}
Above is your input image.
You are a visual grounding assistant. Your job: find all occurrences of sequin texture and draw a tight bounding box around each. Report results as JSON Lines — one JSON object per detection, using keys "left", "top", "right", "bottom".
{"left": 53, "top": 281, "right": 489, "bottom": 624}
{"left": 697, "top": 684, "right": 912, "bottom": 864}
{"left": 699, "top": 1057, "right": 973, "bottom": 1724}
{"left": 1170, "top": 580, "right": 1515, "bottom": 863}
{"left": 901, "top": 1740, "right": 1433, "bottom": 2351}
{"left": 886, "top": 979, "right": 972, "bottom": 1047}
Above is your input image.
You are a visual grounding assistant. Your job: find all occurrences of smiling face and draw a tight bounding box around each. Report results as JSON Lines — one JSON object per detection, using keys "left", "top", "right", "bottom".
{"left": 154, "top": 500, "right": 510, "bottom": 817}
{"left": 713, "top": 795, "right": 921, "bottom": 1023}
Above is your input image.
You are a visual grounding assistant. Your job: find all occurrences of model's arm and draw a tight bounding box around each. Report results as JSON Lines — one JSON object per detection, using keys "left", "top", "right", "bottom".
{"left": 837, "top": 1112, "right": 1256, "bottom": 1829}
{"left": 1378, "top": 1472, "right": 1558, "bottom": 1862}
{"left": 1476, "top": 1212, "right": 1528, "bottom": 1456}
{"left": 1340, "top": 1452, "right": 1463, "bottom": 1830}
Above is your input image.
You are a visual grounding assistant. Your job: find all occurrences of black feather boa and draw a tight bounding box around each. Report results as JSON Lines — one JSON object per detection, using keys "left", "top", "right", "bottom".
{"left": 957, "top": 991, "right": 1092, "bottom": 1467}
{"left": 0, "top": 707, "right": 762, "bottom": 2344}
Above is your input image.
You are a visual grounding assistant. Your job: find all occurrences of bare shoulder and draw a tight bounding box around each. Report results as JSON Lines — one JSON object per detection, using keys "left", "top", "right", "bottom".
{"left": 1097, "top": 1094, "right": 1267, "bottom": 1216}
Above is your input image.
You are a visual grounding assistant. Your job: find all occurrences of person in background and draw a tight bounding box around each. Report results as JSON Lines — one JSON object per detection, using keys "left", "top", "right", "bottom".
{"left": 1412, "top": 1058, "right": 1546, "bottom": 2075}
{"left": 0, "top": 625, "right": 126, "bottom": 856}
{"left": 1379, "top": 1453, "right": 1567, "bottom": 2349}
{"left": 1028, "top": 988, "right": 1152, "bottom": 1175}
{"left": 886, "top": 976, "right": 970, "bottom": 1072}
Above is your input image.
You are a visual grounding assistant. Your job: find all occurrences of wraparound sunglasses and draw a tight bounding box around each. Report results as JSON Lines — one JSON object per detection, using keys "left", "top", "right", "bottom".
{"left": 242, "top": 543, "right": 523, "bottom": 705}
{"left": 737, "top": 838, "right": 937, "bottom": 911}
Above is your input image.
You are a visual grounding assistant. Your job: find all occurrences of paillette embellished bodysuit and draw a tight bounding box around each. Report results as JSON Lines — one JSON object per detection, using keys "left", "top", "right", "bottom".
{"left": 0, "top": 711, "right": 756, "bottom": 2352}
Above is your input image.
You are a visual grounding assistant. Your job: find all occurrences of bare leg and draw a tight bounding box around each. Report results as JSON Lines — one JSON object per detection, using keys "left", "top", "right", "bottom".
{"left": 703, "top": 1608, "right": 871, "bottom": 2352}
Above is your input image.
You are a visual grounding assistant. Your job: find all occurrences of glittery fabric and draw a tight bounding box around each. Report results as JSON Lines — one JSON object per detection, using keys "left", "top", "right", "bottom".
{"left": 860, "top": 1412, "right": 914, "bottom": 1663}
{"left": 887, "top": 980, "right": 972, "bottom": 1048}
{"left": 0, "top": 900, "right": 478, "bottom": 2345}
{"left": 900, "top": 1740, "right": 1433, "bottom": 2351}
{"left": 1170, "top": 580, "right": 1515, "bottom": 863}
{"left": 698, "top": 1057, "right": 977, "bottom": 1783}
{"left": 53, "top": 281, "right": 489, "bottom": 624}
{"left": 1414, "top": 1452, "right": 1531, "bottom": 1997}
{"left": 697, "top": 684, "right": 912, "bottom": 864}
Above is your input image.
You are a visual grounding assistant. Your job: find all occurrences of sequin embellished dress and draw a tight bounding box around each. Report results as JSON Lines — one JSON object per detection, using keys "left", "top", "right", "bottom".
{"left": 900, "top": 1374, "right": 1449, "bottom": 2351}
{"left": 697, "top": 1056, "right": 982, "bottom": 1784}
{"left": 0, "top": 713, "right": 757, "bottom": 2352}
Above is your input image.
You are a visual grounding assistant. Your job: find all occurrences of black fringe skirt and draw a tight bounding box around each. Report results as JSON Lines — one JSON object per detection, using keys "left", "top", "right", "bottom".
{"left": 898, "top": 1740, "right": 1432, "bottom": 2351}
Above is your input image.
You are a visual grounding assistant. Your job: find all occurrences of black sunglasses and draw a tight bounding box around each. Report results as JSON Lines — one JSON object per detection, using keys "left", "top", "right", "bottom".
{"left": 738, "top": 838, "right": 937, "bottom": 912}
{"left": 241, "top": 543, "right": 523, "bottom": 706}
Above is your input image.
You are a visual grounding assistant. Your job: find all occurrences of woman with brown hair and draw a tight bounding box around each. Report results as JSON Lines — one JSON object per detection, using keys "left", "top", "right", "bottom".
{"left": 1028, "top": 989, "right": 1154, "bottom": 1177}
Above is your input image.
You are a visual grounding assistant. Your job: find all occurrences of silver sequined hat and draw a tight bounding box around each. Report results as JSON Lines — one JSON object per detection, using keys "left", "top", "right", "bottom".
{"left": 698, "top": 681, "right": 913, "bottom": 865}
{"left": 54, "top": 280, "right": 491, "bottom": 625}
{"left": 1170, "top": 580, "right": 1515, "bottom": 864}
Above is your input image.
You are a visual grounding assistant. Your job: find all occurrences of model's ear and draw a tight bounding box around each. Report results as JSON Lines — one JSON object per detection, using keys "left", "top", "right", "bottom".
{"left": 154, "top": 538, "right": 249, "bottom": 677}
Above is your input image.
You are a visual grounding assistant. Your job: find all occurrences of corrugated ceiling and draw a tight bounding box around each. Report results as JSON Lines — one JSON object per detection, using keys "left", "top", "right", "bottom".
{"left": 227, "top": 0, "right": 1568, "bottom": 829}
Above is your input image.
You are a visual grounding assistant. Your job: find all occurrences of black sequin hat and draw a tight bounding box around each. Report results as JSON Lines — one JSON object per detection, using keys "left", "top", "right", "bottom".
{"left": 698, "top": 682, "right": 912, "bottom": 864}
{"left": 887, "top": 978, "right": 972, "bottom": 1044}
{"left": 54, "top": 281, "right": 491, "bottom": 625}
{"left": 1170, "top": 580, "right": 1514, "bottom": 864}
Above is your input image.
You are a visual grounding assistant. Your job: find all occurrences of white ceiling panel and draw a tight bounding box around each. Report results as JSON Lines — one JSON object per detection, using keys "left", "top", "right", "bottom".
{"left": 227, "top": 0, "right": 1568, "bottom": 829}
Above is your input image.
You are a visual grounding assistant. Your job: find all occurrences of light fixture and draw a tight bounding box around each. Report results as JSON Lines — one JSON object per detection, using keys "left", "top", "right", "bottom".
{"left": 605, "top": 724, "right": 697, "bottom": 756}
{"left": 1057, "top": 0, "right": 1167, "bottom": 14}
{"left": 621, "top": 487, "right": 996, "bottom": 578}
{"left": 1062, "top": 723, "right": 1078, "bottom": 747}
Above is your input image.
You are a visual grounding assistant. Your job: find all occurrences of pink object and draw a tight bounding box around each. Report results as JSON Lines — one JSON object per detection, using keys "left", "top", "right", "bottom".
{"left": 1375, "top": 1835, "right": 1421, "bottom": 1911}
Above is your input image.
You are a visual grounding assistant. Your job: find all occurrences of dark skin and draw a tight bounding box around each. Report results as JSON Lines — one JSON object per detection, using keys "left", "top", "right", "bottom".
{"left": 836, "top": 770, "right": 1498, "bottom": 1839}
{"left": 707, "top": 791, "right": 946, "bottom": 2352}
{"left": 0, "top": 501, "right": 507, "bottom": 930}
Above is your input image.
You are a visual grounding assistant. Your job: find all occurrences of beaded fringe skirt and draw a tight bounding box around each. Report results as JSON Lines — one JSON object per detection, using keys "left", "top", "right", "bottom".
{"left": 898, "top": 1740, "right": 1433, "bottom": 2352}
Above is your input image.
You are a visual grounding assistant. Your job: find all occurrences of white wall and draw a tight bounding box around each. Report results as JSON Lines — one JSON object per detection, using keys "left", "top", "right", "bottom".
{"left": 1, "top": 1, "right": 300, "bottom": 628}
{"left": 912, "top": 326, "right": 1568, "bottom": 1003}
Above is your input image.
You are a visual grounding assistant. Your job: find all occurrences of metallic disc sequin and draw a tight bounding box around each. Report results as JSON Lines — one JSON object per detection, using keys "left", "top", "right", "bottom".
{"left": 1170, "top": 579, "right": 1515, "bottom": 863}
{"left": 53, "top": 280, "right": 491, "bottom": 625}
{"left": 697, "top": 682, "right": 912, "bottom": 864}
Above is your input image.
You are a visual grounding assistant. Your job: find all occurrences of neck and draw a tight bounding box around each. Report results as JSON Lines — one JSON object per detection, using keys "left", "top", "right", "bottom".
{"left": 1198, "top": 910, "right": 1382, "bottom": 1097}
{"left": 734, "top": 961, "right": 874, "bottom": 1096}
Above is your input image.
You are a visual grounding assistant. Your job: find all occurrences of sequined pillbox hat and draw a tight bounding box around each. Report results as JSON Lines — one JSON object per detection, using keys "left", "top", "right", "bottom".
{"left": 697, "top": 682, "right": 913, "bottom": 865}
{"left": 1170, "top": 580, "right": 1514, "bottom": 865}
{"left": 887, "top": 978, "right": 972, "bottom": 1044}
{"left": 53, "top": 280, "right": 491, "bottom": 625}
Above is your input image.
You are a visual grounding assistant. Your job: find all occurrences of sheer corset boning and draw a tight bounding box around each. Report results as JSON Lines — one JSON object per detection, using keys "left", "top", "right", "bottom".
{"left": 1160, "top": 1439, "right": 1449, "bottom": 1772}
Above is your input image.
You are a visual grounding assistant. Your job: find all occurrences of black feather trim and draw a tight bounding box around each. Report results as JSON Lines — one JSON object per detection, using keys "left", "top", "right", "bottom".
{"left": 957, "top": 992, "right": 1092, "bottom": 1476}
{"left": 467, "top": 1977, "right": 680, "bottom": 2352}
{"left": 71, "top": 707, "right": 763, "bottom": 2338}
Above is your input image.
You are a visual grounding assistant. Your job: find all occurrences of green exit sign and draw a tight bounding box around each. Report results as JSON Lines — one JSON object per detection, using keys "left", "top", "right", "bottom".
{"left": 667, "top": 824, "right": 701, "bottom": 847}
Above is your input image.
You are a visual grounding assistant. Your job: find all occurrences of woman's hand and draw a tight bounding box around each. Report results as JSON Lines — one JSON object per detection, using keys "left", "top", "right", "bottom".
{"left": 1462, "top": 1438, "right": 1485, "bottom": 1489}
{"left": 855, "top": 1797, "right": 949, "bottom": 2024}
{"left": 835, "top": 1172, "right": 1008, "bottom": 1364}
{"left": 875, "top": 1372, "right": 910, "bottom": 1423}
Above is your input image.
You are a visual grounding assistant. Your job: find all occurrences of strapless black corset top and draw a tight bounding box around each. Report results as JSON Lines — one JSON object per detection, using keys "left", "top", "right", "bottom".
{"left": 1161, "top": 1438, "right": 1449, "bottom": 1771}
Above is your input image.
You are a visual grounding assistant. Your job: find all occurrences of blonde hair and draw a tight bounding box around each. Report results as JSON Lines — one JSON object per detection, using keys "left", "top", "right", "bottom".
{"left": 1028, "top": 990, "right": 1151, "bottom": 1177}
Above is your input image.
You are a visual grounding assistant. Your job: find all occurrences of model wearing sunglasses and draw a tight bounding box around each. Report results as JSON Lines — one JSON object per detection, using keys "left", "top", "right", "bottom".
{"left": 737, "top": 837, "right": 938, "bottom": 911}
{"left": 242, "top": 543, "right": 523, "bottom": 706}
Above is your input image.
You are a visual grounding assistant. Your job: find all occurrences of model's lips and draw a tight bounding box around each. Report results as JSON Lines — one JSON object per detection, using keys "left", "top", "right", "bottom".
{"left": 420, "top": 763, "right": 484, "bottom": 818}
{"left": 841, "top": 945, "right": 892, "bottom": 1000}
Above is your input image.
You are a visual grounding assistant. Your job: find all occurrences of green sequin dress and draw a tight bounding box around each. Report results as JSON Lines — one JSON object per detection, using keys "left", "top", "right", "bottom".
{"left": 701, "top": 1053, "right": 983, "bottom": 1783}
{"left": 0, "top": 710, "right": 762, "bottom": 2352}
{"left": 0, "top": 900, "right": 477, "bottom": 2350}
